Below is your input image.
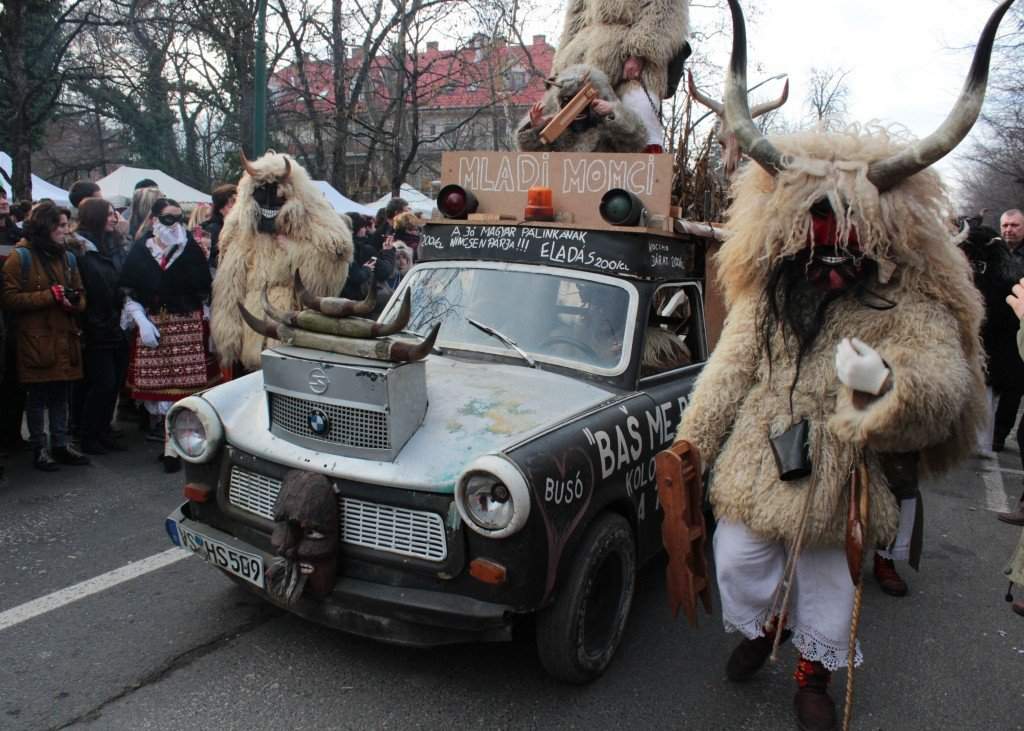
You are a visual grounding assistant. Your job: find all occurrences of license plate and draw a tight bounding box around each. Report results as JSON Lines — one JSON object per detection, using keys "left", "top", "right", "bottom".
{"left": 177, "top": 522, "right": 264, "bottom": 589}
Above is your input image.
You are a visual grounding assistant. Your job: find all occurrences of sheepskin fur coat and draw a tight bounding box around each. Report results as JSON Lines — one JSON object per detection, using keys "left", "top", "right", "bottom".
{"left": 516, "top": 65, "right": 647, "bottom": 153}
{"left": 676, "top": 127, "right": 985, "bottom": 549}
{"left": 211, "top": 152, "right": 353, "bottom": 371}
{"left": 552, "top": 0, "right": 688, "bottom": 101}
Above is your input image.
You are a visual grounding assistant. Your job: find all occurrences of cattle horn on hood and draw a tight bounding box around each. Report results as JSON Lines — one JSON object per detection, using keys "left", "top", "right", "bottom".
{"left": 240, "top": 151, "right": 258, "bottom": 178}
{"left": 294, "top": 270, "right": 376, "bottom": 317}
{"left": 866, "top": 0, "right": 1016, "bottom": 192}
{"left": 282, "top": 156, "right": 292, "bottom": 182}
{"left": 262, "top": 285, "right": 411, "bottom": 338}
{"left": 238, "top": 301, "right": 280, "bottom": 339}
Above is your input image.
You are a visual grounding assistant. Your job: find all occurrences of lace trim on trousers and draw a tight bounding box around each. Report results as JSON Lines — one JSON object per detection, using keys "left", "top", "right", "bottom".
{"left": 723, "top": 611, "right": 863, "bottom": 671}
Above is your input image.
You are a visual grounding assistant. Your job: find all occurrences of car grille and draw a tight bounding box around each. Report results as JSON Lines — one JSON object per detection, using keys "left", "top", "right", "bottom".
{"left": 269, "top": 392, "right": 391, "bottom": 450}
{"left": 227, "top": 467, "right": 447, "bottom": 561}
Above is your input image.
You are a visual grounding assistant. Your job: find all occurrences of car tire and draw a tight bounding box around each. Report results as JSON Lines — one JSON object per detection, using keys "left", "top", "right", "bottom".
{"left": 535, "top": 512, "right": 636, "bottom": 684}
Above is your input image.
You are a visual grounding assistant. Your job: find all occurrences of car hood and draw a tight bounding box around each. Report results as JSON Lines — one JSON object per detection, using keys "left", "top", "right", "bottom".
{"left": 202, "top": 355, "right": 617, "bottom": 494}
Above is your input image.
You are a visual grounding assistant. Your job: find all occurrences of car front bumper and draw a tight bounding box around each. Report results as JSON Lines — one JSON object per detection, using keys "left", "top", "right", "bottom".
{"left": 166, "top": 503, "right": 517, "bottom": 646}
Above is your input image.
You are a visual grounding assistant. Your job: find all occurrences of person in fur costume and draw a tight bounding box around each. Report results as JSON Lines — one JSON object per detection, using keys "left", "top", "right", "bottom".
{"left": 550, "top": 0, "right": 688, "bottom": 151}
{"left": 672, "top": 2, "right": 1007, "bottom": 729}
{"left": 517, "top": 65, "right": 648, "bottom": 153}
{"left": 211, "top": 152, "right": 353, "bottom": 372}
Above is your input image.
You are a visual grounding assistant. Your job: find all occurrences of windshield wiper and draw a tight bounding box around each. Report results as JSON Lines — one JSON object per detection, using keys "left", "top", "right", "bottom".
{"left": 467, "top": 318, "right": 537, "bottom": 368}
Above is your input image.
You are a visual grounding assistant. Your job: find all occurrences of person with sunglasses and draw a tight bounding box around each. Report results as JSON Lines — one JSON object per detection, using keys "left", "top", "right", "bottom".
{"left": 119, "top": 198, "right": 220, "bottom": 472}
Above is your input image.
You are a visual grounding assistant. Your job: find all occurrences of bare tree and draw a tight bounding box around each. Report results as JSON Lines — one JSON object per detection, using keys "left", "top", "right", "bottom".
{"left": 804, "top": 66, "right": 851, "bottom": 130}
{"left": 0, "top": 0, "right": 104, "bottom": 199}
{"left": 956, "top": 6, "right": 1024, "bottom": 220}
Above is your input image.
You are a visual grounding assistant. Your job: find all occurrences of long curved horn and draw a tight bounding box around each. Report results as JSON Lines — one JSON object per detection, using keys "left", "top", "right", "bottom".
{"left": 390, "top": 323, "right": 441, "bottom": 362}
{"left": 750, "top": 78, "right": 789, "bottom": 118}
{"left": 240, "top": 151, "right": 258, "bottom": 178}
{"left": 294, "top": 270, "right": 376, "bottom": 317}
{"left": 687, "top": 71, "right": 723, "bottom": 115}
{"left": 377, "top": 289, "right": 412, "bottom": 336}
{"left": 238, "top": 302, "right": 280, "bottom": 338}
{"left": 723, "top": 0, "right": 789, "bottom": 175}
{"left": 282, "top": 157, "right": 292, "bottom": 182}
{"left": 866, "top": 0, "right": 1016, "bottom": 192}
{"left": 261, "top": 286, "right": 297, "bottom": 326}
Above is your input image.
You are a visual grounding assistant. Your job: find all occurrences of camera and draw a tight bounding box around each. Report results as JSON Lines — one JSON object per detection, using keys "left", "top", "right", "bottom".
{"left": 64, "top": 288, "right": 82, "bottom": 306}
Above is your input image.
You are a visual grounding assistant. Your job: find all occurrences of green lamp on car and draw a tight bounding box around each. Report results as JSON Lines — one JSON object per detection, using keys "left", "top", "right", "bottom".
{"left": 599, "top": 188, "right": 646, "bottom": 226}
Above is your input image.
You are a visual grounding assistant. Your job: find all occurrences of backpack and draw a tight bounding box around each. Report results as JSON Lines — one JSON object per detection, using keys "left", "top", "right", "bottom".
{"left": 14, "top": 247, "right": 77, "bottom": 290}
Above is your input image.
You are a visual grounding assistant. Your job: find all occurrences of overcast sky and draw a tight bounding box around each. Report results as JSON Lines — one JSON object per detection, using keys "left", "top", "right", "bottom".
{"left": 524, "top": 0, "right": 1009, "bottom": 190}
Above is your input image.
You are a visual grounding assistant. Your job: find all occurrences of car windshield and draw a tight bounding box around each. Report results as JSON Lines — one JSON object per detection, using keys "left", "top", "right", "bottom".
{"left": 395, "top": 264, "right": 633, "bottom": 372}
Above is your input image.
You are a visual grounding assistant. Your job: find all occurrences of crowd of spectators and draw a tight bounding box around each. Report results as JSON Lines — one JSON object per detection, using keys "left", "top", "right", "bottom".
{"left": 0, "top": 182, "right": 419, "bottom": 483}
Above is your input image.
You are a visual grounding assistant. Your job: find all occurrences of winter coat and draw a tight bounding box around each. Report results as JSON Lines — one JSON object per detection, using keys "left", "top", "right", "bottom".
{"left": 202, "top": 213, "right": 224, "bottom": 268}
{"left": 340, "top": 235, "right": 395, "bottom": 300}
{"left": 960, "top": 234, "right": 1024, "bottom": 391}
{"left": 677, "top": 275, "right": 975, "bottom": 550}
{"left": 119, "top": 237, "right": 211, "bottom": 315}
{"left": 78, "top": 236, "right": 127, "bottom": 349}
{"left": 1, "top": 241, "right": 86, "bottom": 383}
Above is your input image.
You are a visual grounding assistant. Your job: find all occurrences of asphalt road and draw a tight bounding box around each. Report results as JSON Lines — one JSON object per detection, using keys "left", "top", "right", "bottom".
{"left": 1, "top": 427, "right": 1022, "bottom": 731}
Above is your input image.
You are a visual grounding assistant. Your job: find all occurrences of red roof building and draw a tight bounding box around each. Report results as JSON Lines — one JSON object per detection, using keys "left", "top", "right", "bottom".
{"left": 269, "top": 34, "right": 555, "bottom": 198}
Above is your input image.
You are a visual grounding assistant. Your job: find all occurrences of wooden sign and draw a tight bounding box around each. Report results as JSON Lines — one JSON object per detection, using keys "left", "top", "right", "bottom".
{"left": 441, "top": 151, "right": 673, "bottom": 228}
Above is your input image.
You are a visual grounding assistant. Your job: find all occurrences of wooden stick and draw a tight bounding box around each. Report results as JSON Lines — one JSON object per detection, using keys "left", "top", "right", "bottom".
{"left": 539, "top": 82, "right": 598, "bottom": 145}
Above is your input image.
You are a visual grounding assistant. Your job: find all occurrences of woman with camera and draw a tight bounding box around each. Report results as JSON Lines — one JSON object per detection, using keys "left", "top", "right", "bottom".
{"left": 0, "top": 201, "right": 91, "bottom": 471}
{"left": 119, "top": 198, "right": 219, "bottom": 472}
{"left": 76, "top": 198, "right": 130, "bottom": 455}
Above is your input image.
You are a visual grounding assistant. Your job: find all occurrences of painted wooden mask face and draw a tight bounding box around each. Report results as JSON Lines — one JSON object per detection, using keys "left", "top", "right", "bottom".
{"left": 267, "top": 470, "right": 339, "bottom": 604}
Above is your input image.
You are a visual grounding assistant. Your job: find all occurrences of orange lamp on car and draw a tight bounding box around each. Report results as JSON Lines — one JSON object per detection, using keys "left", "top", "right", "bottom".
{"left": 524, "top": 186, "right": 554, "bottom": 221}
{"left": 437, "top": 184, "right": 478, "bottom": 218}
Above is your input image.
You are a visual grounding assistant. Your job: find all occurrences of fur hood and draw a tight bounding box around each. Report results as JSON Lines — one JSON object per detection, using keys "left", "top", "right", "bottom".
{"left": 714, "top": 126, "right": 986, "bottom": 476}
{"left": 211, "top": 152, "right": 353, "bottom": 370}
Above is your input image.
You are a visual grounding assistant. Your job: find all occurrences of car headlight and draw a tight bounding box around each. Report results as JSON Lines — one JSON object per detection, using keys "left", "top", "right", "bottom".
{"left": 455, "top": 455, "right": 530, "bottom": 538}
{"left": 167, "top": 397, "right": 224, "bottom": 464}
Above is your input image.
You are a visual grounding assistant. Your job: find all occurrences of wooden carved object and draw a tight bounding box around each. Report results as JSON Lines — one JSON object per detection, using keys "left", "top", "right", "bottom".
{"left": 539, "top": 82, "right": 598, "bottom": 145}
{"left": 655, "top": 439, "right": 712, "bottom": 626}
{"left": 845, "top": 460, "right": 871, "bottom": 586}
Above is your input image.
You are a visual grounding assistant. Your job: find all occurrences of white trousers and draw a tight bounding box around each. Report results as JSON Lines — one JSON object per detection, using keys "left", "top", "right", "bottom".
{"left": 714, "top": 519, "right": 862, "bottom": 670}
{"left": 877, "top": 497, "right": 916, "bottom": 562}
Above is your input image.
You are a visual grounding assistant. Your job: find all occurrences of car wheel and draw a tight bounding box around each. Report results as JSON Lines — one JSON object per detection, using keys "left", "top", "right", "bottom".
{"left": 535, "top": 512, "right": 636, "bottom": 684}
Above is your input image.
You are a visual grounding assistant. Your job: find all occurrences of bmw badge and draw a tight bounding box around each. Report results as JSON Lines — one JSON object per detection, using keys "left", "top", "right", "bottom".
{"left": 308, "top": 409, "right": 331, "bottom": 436}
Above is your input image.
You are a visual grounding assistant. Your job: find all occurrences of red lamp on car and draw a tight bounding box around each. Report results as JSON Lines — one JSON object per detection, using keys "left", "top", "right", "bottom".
{"left": 437, "top": 184, "right": 478, "bottom": 219}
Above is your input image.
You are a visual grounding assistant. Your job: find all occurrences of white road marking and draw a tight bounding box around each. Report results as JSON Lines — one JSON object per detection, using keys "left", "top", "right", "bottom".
{"left": 979, "top": 454, "right": 1013, "bottom": 514}
{"left": 0, "top": 548, "right": 188, "bottom": 633}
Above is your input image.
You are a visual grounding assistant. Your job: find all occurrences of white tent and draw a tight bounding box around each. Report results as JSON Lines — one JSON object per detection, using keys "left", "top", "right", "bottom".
{"left": 95, "top": 165, "right": 211, "bottom": 204}
{"left": 0, "top": 152, "right": 71, "bottom": 206}
{"left": 371, "top": 184, "right": 435, "bottom": 216}
{"left": 314, "top": 180, "right": 376, "bottom": 217}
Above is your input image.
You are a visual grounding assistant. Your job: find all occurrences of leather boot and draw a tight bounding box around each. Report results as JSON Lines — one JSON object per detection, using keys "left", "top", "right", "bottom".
{"left": 793, "top": 658, "right": 837, "bottom": 731}
{"left": 726, "top": 619, "right": 791, "bottom": 681}
{"left": 873, "top": 553, "right": 908, "bottom": 597}
{"left": 997, "top": 500, "right": 1024, "bottom": 526}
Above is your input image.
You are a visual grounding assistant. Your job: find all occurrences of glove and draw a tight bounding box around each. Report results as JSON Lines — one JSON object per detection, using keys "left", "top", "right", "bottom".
{"left": 835, "top": 337, "right": 890, "bottom": 395}
{"left": 50, "top": 284, "right": 74, "bottom": 313}
{"left": 137, "top": 319, "right": 160, "bottom": 348}
{"left": 125, "top": 299, "right": 160, "bottom": 348}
